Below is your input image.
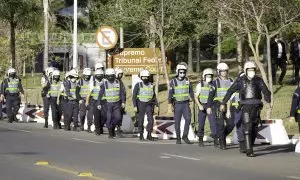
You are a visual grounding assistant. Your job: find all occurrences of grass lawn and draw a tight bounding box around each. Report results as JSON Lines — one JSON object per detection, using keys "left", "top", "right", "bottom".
{"left": 20, "top": 63, "right": 299, "bottom": 135}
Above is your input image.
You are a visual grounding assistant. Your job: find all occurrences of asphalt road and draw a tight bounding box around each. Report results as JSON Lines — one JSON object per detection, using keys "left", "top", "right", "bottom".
{"left": 0, "top": 121, "right": 299, "bottom": 180}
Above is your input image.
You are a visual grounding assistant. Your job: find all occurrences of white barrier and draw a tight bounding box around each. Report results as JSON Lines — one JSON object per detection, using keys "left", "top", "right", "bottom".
{"left": 231, "top": 119, "right": 291, "bottom": 145}
{"left": 295, "top": 137, "right": 300, "bottom": 153}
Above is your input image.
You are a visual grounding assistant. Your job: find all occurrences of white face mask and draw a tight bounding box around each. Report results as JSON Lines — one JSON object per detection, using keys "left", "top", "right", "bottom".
{"left": 247, "top": 71, "right": 255, "bottom": 79}
{"left": 205, "top": 75, "right": 213, "bottom": 83}
{"left": 70, "top": 78, "right": 76, "bottom": 83}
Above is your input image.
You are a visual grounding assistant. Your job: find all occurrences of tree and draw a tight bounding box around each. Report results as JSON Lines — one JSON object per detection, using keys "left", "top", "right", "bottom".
{"left": 0, "top": 0, "right": 42, "bottom": 68}
{"left": 214, "top": 0, "right": 300, "bottom": 118}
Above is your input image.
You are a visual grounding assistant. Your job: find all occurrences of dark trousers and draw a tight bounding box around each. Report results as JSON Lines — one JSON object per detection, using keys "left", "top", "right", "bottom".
{"left": 100, "top": 101, "right": 106, "bottom": 128}
{"left": 271, "top": 59, "right": 287, "bottom": 83}
{"left": 294, "top": 62, "right": 300, "bottom": 83}
{"left": 42, "top": 96, "right": 50, "bottom": 119}
{"left": 197, "top": 104, "right": 216, "bottom": 138}
{"left": 58, "top": 97, "right": 67, "bottom": 124}
{"left": 295, "top": 113, "right": 300, "bottom": 133}
{"left": 6, "top": 95, "right": 20, "bottom": 122}
{"left": 241, "top": 104, "right": 262, "bottom": 153}
{"left": 174, "top": 102, "right": 191, "bottom": 137}
{"left": 65, "top": 100, "right": 79, "bottom": 128}
{"left": 0, "top": 101, "right": 3, "bottom": 119}
{"left": 212, "top": 101, "right": 234, "bottom": 140}
{"left": 137, "top": 100, "right": 154, "bottom": 133}
{"left": 230, "top": 106, "right": 244, "bottom": 142}
{"left": 106, "top": 102, "right": 122, "bottom": 129}
{"left": 49, "top": 97, "right": 60, "bottom": 127}
{"left": 90, "top": 99, "right": 101, "bottom": 131}
{"left": 79, "top": 99, "right": 93, "bottom": 127}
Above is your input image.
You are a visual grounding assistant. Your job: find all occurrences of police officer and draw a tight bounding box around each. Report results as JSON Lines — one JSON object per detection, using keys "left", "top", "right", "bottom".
{"left": 79, "top": 68, "right": 92, "bottom": 132}
{"left": 64, "top": 69, "right": 80, "bottom": 131}
{"left": 133, "top": 69, "right": 158, "bottom": 141}
{"left": 220, "top": 61, "right": 271, "bottom": 157}
{"left": 289, "top": 83, "right": 300, "bottom": 133}
{"left": 194, "top": 68, "right": 217, "bottom": 147}
{"left": 167, "top": 63, "right": 194, "bottom": 144}
{"left": 207, "top": 63, "right": 234, "bottom": 150}
{"left": 41, "top": 67, "right": 54, "bottom": 128}
{"left": 115, "top": 68, "right": 126, "bottom": 137}
{"left": 87, "top": 69, "right": 104, "bottom": 135}
{"left": 97, "top": 68, "right": 126, "bottom": 139}
{"left": 58, "top": 71, "right": 69, "bottom": 127}
{"left": 48, "top": 69, "right": 62, "bottom": 129}
{"left": 2, "top": 68, "right": 25, "bottom": 123}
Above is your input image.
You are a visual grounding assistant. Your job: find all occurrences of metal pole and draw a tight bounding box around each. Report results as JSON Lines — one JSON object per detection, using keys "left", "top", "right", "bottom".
{"left": 120, "top": 25, "right": 124, "bottom": 48}
{"left": 73, "top": 0, "right": 78, "bottom": 69}
{"left": 43, "top": 0, "right": 49, "bottom": 70}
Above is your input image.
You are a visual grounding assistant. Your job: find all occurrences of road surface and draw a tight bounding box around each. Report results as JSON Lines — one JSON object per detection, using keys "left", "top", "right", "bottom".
{"left": 0, "top": 121, "right": 299, "bottom": 180}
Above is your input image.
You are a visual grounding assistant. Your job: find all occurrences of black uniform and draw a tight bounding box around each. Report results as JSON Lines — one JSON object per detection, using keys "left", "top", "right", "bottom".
{"left": 271, "top": 39, "right": 287, "bottom": 84}
{"left": 290, "top": 85, "right": 300, "bottom": 133}
{"left": 2, "top": 77, "right": 24, "bottom": 123}
{"left": 290, "top": 39, "right": 300, "bottom": 83}
{"left": 221, "top": 75, "right": 271, "bottom": 156}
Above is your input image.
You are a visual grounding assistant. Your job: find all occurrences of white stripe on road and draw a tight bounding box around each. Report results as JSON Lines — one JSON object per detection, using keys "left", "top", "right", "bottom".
{"left": 1, "top": 126, "right": 32, "bottom": 133}
{"left": 161, "top": 153, "right": 203, "bottom": 161}
{"left": 72, "top": 138, "right": 105, "bottom": 144}
{"left": 287, "top": 176, "right": 300, "bottom": 180}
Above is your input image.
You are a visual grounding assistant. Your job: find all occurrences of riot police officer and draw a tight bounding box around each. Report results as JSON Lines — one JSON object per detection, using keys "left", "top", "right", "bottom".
{"left": 1, "top": 68, "right": 25, "bottom": 123}
{"left": 97, "top": 68, "right": 126, "bottom": 139}
{"left": 167, "top": 63, "right": 194, "bottom": 144}
{"left": 289, "top": 81, "right": 300, "bottom": 133}
{"left": 87, "top": 69, "right": 105, "bottom": 135}
{"left": 132, "top": 69, "right": 158, "bottom": 141}
{"left": 48, "top": 69, "right": 61, "bottom": 129}
{"left": 79, "top": 68, "right": 92, "bottom": 132}
{"left": 115, "top": 68, "right": 126, "bottom": 137}
{"left": 194, "top": 68, "right": 217, "bottom": 147}
{"left": 64, "top": 69, "right": 80, "bottom": 131}
{"left": 221, "top": 61, "right": 271, "bottom": 157}
{"left": 58, "top": 71, "right": 69, "bottom": 127}
{"left": 41, "top": 67, "right": 54, "bottom": 128}
{"left": 207, "top": 63, "right": 234, "bottom": 150}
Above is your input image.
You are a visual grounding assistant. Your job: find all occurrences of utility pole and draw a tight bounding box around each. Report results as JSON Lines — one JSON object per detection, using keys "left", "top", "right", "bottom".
{"left": 43, "top": 0, "right": 49, "bottom": 70}
{"left": 73, "top": 0, "right": 78, "bottom": 69}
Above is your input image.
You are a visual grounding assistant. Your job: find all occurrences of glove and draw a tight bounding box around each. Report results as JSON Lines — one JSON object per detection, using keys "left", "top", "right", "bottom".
{"left": 198, "top": 104, "right": 204, "bottom": 111}
{"left": 167, "top": 104, "right": 173, "bottom": 114}
{"left": 220, "top": 104, "right": 226, "bottom": 112}
{"left": 207, "top": 108, "right": 212, "bottom": 115}
{"left": 0, "top": 95, "right": 4, "bottom": 102}
{"left": 133, "top": 107, "right": 138, "bottom": 113}
{"left": 121, "top": 103, "right": 125, "bottom": 109}
{"left": 226, "top": 110, "right": 231, "bottom": 119}
{"left": 97, "top": 105, "right": 102, "bottom": 110}
{"left": 79, "top": 100, "right": 84, "bottom": 104}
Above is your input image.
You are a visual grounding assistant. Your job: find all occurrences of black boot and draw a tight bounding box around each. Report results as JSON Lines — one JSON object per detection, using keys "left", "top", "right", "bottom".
{"left": 53, "top": 123, "right": 58, "bottom": 129}
{"left": 146, "top": 132, "right": 154, "bottom": 141}
{"left": 219, "top": 139, "right": 227, "bottom": 150}
{"left": 245, "top": 134, "right": 255, "bottom": 157}
{"left": 43, "top": 118, "right": 48, "bottom": 128}
{"left": 87, "top": 126, "right": 92, "bottom": 133}
{"left": 73, "top": 126, "right": 79, "bottom": 132}
{"left": 8, "top": 116, "right": 13, "bottom": 123}
{"left": 117, "top": 126, "right": 124, "bottom": 138}
{"left": 239, "top": 141, "right": 246, "bottom": 153}
{"left": 182, "top": 136, "right": 192, "bottom": 144}
{"left": 198, "top": 137, "right": 204, "bottom": 147}
{"left": 58, "top": 122, "right": 62, "bottom": 129}
{"left": 112, "top": 126, "right": 116, "bottom": 137}
{"left": 108, "top": 128, "right": 114, "bottom": 139}
{"left": 213, "top": 138, "right": 219, "bottom": 148}
{"left": 80, "top": 125, "right": 84, "bottom": 131}
{"left": 13, "top": 115, "right": 18, "bottom": 122}
{"left": 176, "top": 135, "right": 181, "bottom": 144}
{"left": 139, "top": 132, "right": 144, "bottom": 141}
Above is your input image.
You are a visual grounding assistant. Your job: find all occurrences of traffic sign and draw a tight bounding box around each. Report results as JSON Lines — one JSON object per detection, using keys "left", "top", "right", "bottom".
{"left": 96, "top": 26, "right": 118, "bottom": 49}
{"left": 111, "top": 48, "right": 170, "bottom": 74}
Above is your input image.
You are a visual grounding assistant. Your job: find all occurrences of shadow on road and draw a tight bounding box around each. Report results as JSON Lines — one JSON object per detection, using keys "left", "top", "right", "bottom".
{"left": 0, "top": 152, "right": 41, "bottom": 155}
{"left": 254, "top": 144, "right": 295, "bottom": 156}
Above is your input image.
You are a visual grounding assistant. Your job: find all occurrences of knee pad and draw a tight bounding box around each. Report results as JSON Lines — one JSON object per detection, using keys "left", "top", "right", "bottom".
{"left": 244, "top": 130, "right": 250, "bottom": 135}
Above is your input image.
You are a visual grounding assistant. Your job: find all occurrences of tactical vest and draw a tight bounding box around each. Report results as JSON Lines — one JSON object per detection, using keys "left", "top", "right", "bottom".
{"left": 92, "top": 79, "right": 102, "bottom": 100}
{"left": 172, "top": 78, "right": 190, "bottom": 102}
{"left": 49, "top": 82, "right": 60, "bottom": 97}
{"left": 137, "top": 82, "right": 154, "bottom": 102}
{"left": 214, "top": 78, "right": 233, "bottom": 102}
{"left": 69, "top": 81, "right": 77, "bottom": 100}
{"left": 79, "top": 79, "right": 90, "bottom": 99}
{"left": 61, "top": 80, "right": 67, "bottom": 97}
{"left": 103, "top": 80, "right": 120, "bottom": 103}
{"left": 198, "top": 81, "right": 210, "bottom": 104}
{"left": 6, "top": 78, "right": 20, "bottom": 94}
{"left": 240, "top": 77, "right": 262, "bottom": 100}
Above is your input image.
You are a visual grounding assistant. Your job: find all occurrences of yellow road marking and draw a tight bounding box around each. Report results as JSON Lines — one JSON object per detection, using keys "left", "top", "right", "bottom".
{"left": 35, "top": 161, "right": 105, "bottom": 180}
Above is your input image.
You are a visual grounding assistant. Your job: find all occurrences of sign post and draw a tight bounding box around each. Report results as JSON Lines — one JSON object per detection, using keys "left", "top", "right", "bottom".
{"left": 96, "top": 26, "right": 118, "bottom": 49}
